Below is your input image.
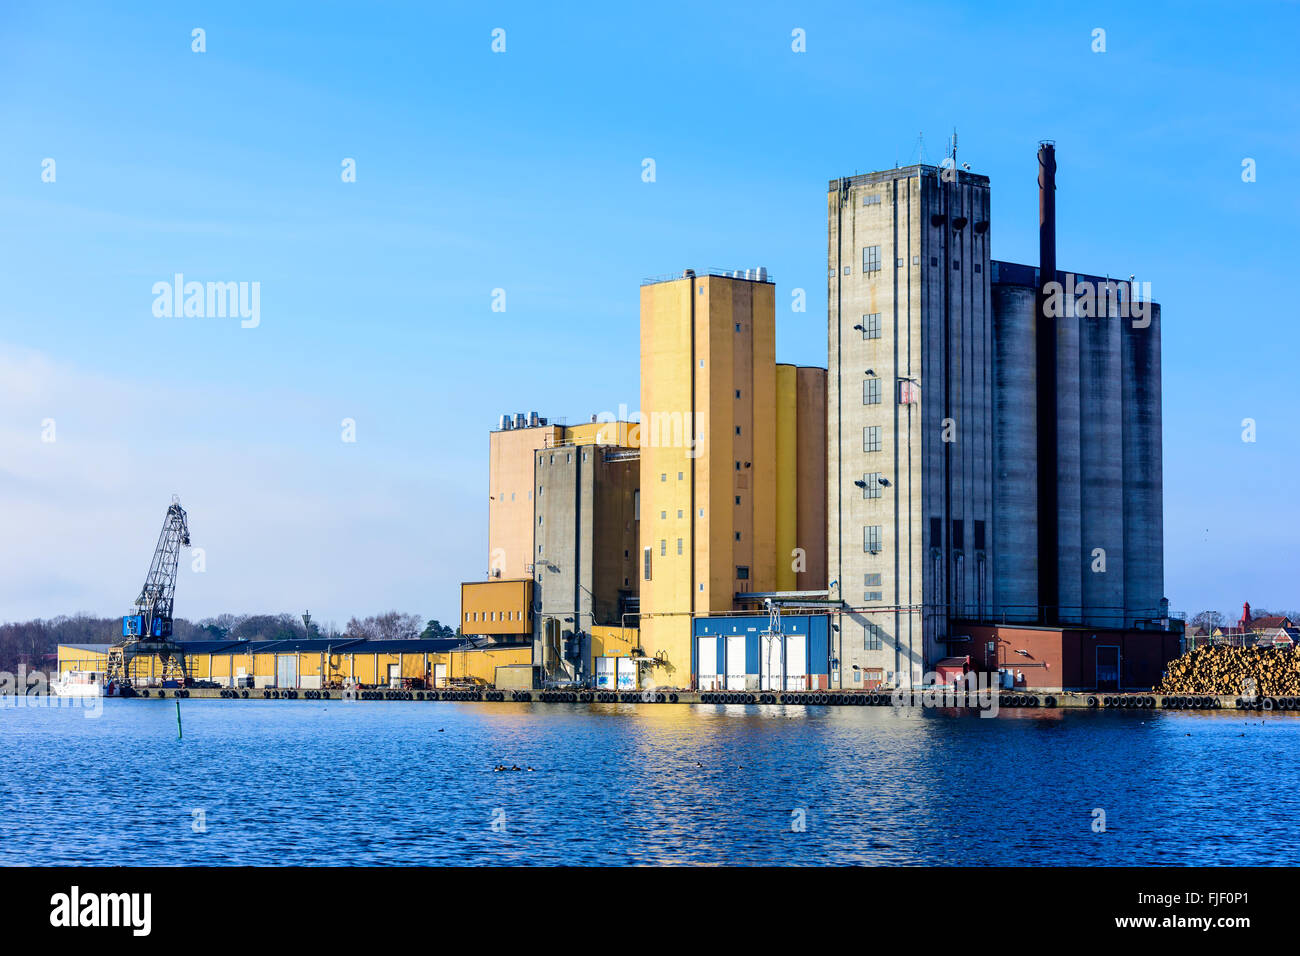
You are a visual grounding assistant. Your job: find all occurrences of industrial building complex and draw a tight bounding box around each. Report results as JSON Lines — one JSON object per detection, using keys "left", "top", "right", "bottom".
{"left": 59, "top": 143, "right": 1178, "bottom": 697}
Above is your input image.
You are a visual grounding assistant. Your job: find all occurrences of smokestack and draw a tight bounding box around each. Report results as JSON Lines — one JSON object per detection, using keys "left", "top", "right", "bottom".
{"left": 1036, "top": 141, "right": 1059, "bottom": 624}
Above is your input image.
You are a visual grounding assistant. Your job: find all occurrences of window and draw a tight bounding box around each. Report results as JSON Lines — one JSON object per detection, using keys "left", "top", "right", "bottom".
{"left": 865, "top": 623, "right": 883, "bottom": 650}
{"left": 660, "top": 539, "right": 667, "bottom": 556}
{"left": 735, "top": 461, "right": 741, "bottom": 470}
{"left": 660, "top": 473, "right": 667, "bottom": 482}
{"left": 734, "top": 531, "right": 741, "bottom": 541}
{"left": 735, "top": 389, "right": 741, "bottom": 399}
{"left": 865, "top": 590, "right": 883, "bottom": 602}
{"left": 863, "top": 245, "right": 882, "bottom": 274}
{"left": 863, "top": 378, "right": 882, "bottom": 405}
{"left": 735, "top": 495, "right": 741, "bottom": 505}
{"left": 735, "top": 322, "right": 741, "bottom": 332}
{"left": 633, "top": 489, "right": 639, "bottom": 520}
{"left": 538, "top": 515, "right": 543, "bottom": 525}
{"left": 862, "top": 313, "right": 881, "bottom": 340}
{"left": 952, "top": 519, "right": 964, "bottom": 551}
{"left": 975, "top": 520, "right": 986, "bottom": 551}
{"left": 862, "top": 193, "right": 882, "bottom": 206}
{"left": 864, "top": 525, "right": 882, "bottom": 553}
{"left": 660, "top": 511, "right": 667, "bottom": 520}
{"left": 735, "top": 426, "right": 741, "bottom": 435}
{"left": 677, "top": 471, "right": 683, "bottom": 480}
{"left": 863, "top": 472, "right": 882, "bottom": 499}
{"left": 677, "top": 509, "right": 683, "bottom": 518}
{"left": 930, "top": 517, "right": 942, "bottom": 549}
{"left": 676, "top": 538, "right": 683, "bottom": 555}
{"left": 864, "top": 573, "right": 882, "bottom": 586}
{"left": 538, "top": 485, "right": 543, "bottom": 496}
{"left": 930, "top": 256, "right": 939, "bottom": 267}
{"left": 736, "top": 566, "right": 750, "bottom": 580}
{"left": 643, "top": 547, "right": 652, "bottom": 581}
{"left": 863, "top": 426, "right": 882, "bottom": 453}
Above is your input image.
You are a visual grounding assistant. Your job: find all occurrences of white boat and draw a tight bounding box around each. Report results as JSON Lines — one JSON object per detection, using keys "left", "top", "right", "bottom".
{"left": 51, "top": 671, "right": 124, "bottom": 698}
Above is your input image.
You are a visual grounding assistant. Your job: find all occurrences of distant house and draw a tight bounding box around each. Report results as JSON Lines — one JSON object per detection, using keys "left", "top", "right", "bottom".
{"left": 1213, "top": 603, "right": 1296, "bottom": 647}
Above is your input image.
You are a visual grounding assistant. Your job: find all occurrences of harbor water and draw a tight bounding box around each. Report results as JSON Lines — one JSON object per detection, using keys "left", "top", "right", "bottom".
{"left": 2, "top": 700, "right": 1296, "bottom": 866}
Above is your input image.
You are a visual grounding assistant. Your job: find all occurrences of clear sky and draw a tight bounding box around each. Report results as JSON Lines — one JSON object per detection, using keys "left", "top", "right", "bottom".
{"left": 1, "top": 1, "right": 1296, "bottom": 630}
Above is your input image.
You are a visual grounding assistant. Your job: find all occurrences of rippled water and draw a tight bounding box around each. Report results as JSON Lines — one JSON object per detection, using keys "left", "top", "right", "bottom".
{"left": 1, "top": 699, "right": 1296, "bottom": 866}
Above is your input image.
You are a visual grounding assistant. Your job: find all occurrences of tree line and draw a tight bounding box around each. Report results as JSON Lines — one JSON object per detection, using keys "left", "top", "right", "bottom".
{"left": 0, "top": 612, "right": 462, "bottom": 674}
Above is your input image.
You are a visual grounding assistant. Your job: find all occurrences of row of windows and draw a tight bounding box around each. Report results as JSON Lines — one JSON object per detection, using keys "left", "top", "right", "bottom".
{"left": 465, "top": 610, "right": 523, "bottom": 623}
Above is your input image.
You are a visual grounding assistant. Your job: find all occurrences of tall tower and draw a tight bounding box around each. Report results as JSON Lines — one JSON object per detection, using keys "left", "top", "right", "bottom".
{"left": 826, "top": 166, "right": 993, "bottom": 689}
{"left": 638, "top": 270, "right": 776, "bottom": 683}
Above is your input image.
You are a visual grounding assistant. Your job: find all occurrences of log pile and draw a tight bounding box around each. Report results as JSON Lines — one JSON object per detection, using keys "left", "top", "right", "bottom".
{"left": 1155, "top": 645, "right": 1300, "bottom": 696}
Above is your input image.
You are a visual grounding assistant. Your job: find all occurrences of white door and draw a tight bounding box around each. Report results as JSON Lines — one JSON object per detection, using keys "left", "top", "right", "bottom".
{"left": 276, "top": 656, "right": 298, "bottom": 689}
{"left": 616, "top": 657, "right": 637, "bottom": 690}
{"left": 697, "top": 637, "right": 718, "bottom": 690}
{"left": 784, "top": 634, "right": 807, "bottom": 690}
{"left": 760, "top": 634, "right": 783, "bottom": 690}
{"left": 388, "top": 663, "right": 401, "bottom": 688}
{"left": 725, "top": 635, "right": 746, "bottom": 690}
{"left": 595, "top": 656, "right": 616, "bottom": 690}
{"left": 433, "top": 663, "right": 447, "bottom": 688}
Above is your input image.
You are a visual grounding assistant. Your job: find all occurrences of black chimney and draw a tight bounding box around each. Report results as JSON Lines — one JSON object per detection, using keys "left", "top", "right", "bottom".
{"left": 1035, "top": 141, "right": 1059, "bottom": 625}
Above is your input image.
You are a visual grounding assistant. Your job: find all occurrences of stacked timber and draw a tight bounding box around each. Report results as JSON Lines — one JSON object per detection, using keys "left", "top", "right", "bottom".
{"left": 1155, "top": 645, "right": 1300, "bottom": 696}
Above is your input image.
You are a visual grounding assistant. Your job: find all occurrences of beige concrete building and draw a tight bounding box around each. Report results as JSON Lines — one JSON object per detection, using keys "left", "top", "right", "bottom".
{"left": 487, "top": 415, "right": 563, "bottom": 580}
{"left": 827, "top": 166, "right": 993, "bottom": 689}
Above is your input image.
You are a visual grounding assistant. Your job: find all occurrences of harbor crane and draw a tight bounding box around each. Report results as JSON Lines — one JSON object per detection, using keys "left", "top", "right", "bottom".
{"left": 105, "top": 496, "right": 193, "bottom": 689}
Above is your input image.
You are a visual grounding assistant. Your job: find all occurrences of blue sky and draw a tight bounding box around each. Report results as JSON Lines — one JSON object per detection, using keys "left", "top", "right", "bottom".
{"left": 1, "top": 0, "right": 1297, "bottom": 628}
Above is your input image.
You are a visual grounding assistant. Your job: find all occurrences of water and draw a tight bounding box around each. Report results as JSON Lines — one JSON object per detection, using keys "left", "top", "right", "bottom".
{"left": 1, "top": 699, "right": 1296, "bottom": 866}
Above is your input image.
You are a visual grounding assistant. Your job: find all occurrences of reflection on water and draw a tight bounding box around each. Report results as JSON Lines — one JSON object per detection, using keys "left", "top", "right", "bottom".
{"left": 1, "top": 700, "right": 1297, "bottom": 866}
